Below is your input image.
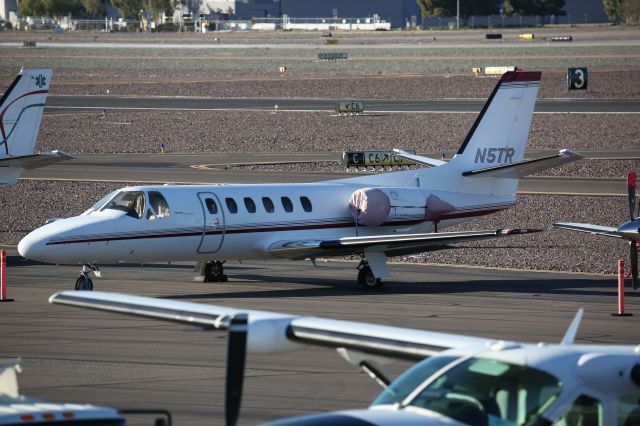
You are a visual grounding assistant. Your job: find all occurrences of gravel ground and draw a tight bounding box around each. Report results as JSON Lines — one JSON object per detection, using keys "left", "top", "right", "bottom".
{"left": 4, "top": 44, "right": 640, "bottom": 76}
{"left": 234, "top": 159, "right": 640, "bottom": 178}
{"left": 1, "top": 68, "right": 637, "bottom": 99}
{"left": 37, "top": 111, "right": 640, "bottom": 154}
{"left": 0, "top": 180, "right": 630, "bottom": 276}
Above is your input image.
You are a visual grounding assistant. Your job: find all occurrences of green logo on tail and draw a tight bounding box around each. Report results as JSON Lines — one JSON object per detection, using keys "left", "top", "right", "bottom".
{"left": 35, "top": 74, "right": 46, "bottom": 89}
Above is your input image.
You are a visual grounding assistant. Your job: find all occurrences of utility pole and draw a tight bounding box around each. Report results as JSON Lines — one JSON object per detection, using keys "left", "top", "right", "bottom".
{"left": 456, "top": 0, "right": 459, "bottom": 29}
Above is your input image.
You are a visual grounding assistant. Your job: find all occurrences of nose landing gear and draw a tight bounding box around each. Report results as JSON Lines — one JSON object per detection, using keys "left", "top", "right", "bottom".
{"left": 75, "top": 264, "right": 100, "bottom": 291}
{"left": 204, "top": 260, "right": 228, "bottom": 282}
{"left": 356, "top": 260, "right": 383, "bottom": 290}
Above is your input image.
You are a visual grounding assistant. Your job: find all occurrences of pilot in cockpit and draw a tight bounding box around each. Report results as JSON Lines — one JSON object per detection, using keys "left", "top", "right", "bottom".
{"left": 127, "top": 193, "right": 145, "bottom": 219}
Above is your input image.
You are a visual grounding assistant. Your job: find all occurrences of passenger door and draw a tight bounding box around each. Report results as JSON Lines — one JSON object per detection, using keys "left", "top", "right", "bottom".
{"left": 197, "top": 192, "right": 225, "bottom": 253}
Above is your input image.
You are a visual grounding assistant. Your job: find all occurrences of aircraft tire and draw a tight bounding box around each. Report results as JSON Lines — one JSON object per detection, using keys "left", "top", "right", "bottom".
{"left": 75, "top": 276, "right": 93, "bottom": 291}
{"left": 357, "top": 266, "right": 382, "bottom": 290}
{"left": 204, "top": 261, "right": 224, "bottom": 282}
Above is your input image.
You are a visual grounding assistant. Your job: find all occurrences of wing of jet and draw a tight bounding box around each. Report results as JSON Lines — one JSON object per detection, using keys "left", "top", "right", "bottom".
{"left": 267, "top": 228, "right": 540, "bottom": 260}
{"left": 462, "top": 149, "right": 583, "bottom": 179}
{"left": 0, "top": 150, "right": 72, "bottom": 170}
{"left": 391, "top": 149, "right": 446, "bottom": 167}
{"left": 49, "top": 291, "right": 491, "bottom": 360}
{"left": 46, "top": 290, "right": 499, "bottom": 426}
{"left": 552, "top": 222, "right": 621, "bottom": 238}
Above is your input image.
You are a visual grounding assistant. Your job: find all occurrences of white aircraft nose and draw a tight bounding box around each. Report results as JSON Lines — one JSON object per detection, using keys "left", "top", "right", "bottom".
{"left": 18, "top": 232, "right": 46, "bottom": 261}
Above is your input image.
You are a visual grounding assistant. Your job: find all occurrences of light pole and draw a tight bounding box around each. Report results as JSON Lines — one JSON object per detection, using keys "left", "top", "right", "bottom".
{"left": 456, "top": 0, "right": 459, "bottom": 29}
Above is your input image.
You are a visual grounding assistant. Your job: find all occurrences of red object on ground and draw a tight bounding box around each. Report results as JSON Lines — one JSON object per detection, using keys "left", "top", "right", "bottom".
{"left": 0, "top": 249, "right": 11, "bottom": 302}
{"left": 613, "top": 259, "right": 632, "bottom": 316}
{"left": 628, "top": 171, "right": 637, "bottom": 189}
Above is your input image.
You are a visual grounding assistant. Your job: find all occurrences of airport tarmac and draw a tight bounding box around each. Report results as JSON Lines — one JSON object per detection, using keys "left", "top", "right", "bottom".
{"left": 1, "top": 246, "right": 637, "bottom": 425}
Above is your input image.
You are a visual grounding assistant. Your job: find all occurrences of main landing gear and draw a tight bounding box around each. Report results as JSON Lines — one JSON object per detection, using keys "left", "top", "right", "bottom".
{"left": 75, "top": 264, "right": 100, "bottom": 291}
{"left": 204, "top": 260, "right": 228, "bottom": 282}
{"left": 356, "top": 260, "right": 383, "bottom": 290}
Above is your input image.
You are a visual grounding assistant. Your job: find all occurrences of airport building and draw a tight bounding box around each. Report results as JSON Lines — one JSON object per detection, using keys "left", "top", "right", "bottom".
{"left": 201, "top": 0, "right": 608, "bottom": 28}
{"left": 0, "top": 0, "right": 609, "bottom": 26}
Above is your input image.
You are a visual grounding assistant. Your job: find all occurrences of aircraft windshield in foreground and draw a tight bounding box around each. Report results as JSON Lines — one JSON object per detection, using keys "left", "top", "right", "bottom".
{"left": 0, "top": 68, "right": 72, "bottom": 185}
{"left": 20, "top": 71, "right": 582, "bottom": 290}
{"left": 50, "top": 291, "right": 640, "bottom": 426}
{"left": 554, "top": 172, "right": 640, "bottom": 289}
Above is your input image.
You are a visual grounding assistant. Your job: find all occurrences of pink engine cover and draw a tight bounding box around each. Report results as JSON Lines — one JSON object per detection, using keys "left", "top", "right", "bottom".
{"left": 349, "top": 188, "right": 391, "bottom": 226}
{"left": 425, "top": 194, "right": 455, "bottom": 221}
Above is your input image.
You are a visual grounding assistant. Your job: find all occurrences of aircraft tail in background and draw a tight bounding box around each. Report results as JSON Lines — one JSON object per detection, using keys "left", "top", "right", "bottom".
{"left": 0, "top": 68, "right": 71, "bottom": 185}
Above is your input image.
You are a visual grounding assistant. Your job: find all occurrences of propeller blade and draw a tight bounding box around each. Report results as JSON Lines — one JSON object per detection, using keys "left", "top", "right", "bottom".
{"left": 631, "top": 241, "right": 639, "bottom": 290}
{"left": 628, "top": 172, "right": 637, "bottom": 221}
{"left": 225, "top": 314, "right": 248, "bottom": 426}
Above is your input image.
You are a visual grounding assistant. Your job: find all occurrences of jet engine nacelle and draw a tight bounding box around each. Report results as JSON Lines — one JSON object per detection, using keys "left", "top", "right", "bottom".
{"left": 349, "top": 187, "right": 454, "bottom": 226}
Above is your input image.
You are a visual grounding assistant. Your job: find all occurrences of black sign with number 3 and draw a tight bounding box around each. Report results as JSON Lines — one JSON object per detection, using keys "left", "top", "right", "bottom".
{"left": 567, "top": 67, "right": 588, "bottom": 90}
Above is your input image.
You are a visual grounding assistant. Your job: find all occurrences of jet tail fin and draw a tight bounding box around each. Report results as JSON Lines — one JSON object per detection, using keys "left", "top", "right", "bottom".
{"left": 0, "top": 69, "right": 51, "bottom": 158}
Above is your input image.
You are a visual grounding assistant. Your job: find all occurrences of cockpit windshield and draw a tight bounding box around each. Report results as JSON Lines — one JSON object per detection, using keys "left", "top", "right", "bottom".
{"left": 101, "top": 191, "right": 146, "bottom": 219}
{"left": 82, "top": 190, "right": 119, "bottom": 215}
{"left": 372, "top": 355, "right": 460, "bottom": 407}
{"left": 401, "top": 357, "right": 562, "bottom": 426}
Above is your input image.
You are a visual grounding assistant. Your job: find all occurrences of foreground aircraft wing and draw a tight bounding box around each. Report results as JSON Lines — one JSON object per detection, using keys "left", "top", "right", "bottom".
{"left": 462, "top": 149, "right": 583, "bottom": 179}
{"left": 552, "top": 222, "right": 621, "bottom": 238}
{"left": 391, "top": 149, "right": 446, "bottom": 167}
{"left": 50, "top": 291, "right": 492, "bottom": 360}
{"left": 0, "top": 150, "right": 73, "bottom": 169}
{"left": 268, "top": 228, "right": 540, "bottom": 260}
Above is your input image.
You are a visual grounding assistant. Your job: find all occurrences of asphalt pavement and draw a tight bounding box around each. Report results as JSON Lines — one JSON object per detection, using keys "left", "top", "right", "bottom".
{"left": 1, "top": 247, "right": 636, "bottom": 425}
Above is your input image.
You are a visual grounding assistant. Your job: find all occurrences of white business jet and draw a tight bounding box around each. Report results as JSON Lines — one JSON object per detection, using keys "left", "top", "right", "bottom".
{"left": 0, "top": 68, "right": 71, "bottom": 185}
{"left": 19, "top": 71, "right": 582, "bottom": 290}
{"left": 50, "top": 290, "right": 640, "bottom": 426}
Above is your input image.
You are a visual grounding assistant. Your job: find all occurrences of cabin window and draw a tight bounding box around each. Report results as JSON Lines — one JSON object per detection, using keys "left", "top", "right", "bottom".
{"left": 225, "top": 197, "right": 238, "bottom": 214}
{"left": 148, "top": 191, "right": 170, "bottom": 218}
{"left": 244, "top": 197, "right": 256, "bottom": 213}
{"left": 262, "top": 197, "right": 275, "bottom": 213}
{"left": 204, "top": 198, "right": 218, "bottom": 215}
{"left": 553, "top": 395, "right": 603, "bottom": 426}
{"left": 300, "top": 196, "right": 312, "bottom": 212}
{"left": 102, "top": 191, "right": 146, "bottom": 219}
{"left": 281, "top": 196, "right": 293, "bottom": 212}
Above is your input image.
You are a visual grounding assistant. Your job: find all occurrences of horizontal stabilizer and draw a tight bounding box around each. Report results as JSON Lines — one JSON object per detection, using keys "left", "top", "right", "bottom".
{"left": 553, "top": 222, "right": 621, "bottom": 238}
{"left": 268, "top": 228, "right": 541, "bottom": 260}
{"left": 0, "top": 150, "right": 73, "bottom": 170}
{"left": 462, "top": 149, "right": 583, "bottom": 179}
{"left": 392, "top": 149, "right": 446, "bottom": 167}
{"left": 50, "top": 291, "right": 491, "bottom": 360}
